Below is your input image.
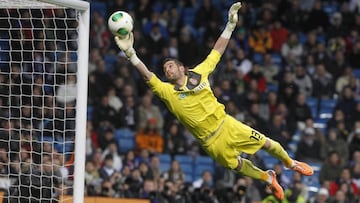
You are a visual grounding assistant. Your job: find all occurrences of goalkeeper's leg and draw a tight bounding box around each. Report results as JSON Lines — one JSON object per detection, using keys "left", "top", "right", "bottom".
{"left": 262, "top": 138, "right": 314, "bottom": 176}
{"left": 236, "top": 157, "right": 284, "bottom": 200}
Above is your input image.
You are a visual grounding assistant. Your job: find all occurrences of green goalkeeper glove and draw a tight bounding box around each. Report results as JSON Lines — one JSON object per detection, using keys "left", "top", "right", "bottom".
{"left": 115, "top": 32, "right": 140, "bottom": 65}
{"left": 222, "top": 2, "right": 242, "bottom": 39}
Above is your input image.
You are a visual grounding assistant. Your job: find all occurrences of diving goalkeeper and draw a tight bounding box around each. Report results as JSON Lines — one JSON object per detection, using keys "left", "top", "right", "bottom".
{"left": 115, "top": 2, "right": 313, "bottom": 200}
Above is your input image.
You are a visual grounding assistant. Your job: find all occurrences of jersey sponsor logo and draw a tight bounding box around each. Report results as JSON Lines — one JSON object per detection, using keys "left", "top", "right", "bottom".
{"left": 186, "top": 71, "right": 201, "bottom": 90}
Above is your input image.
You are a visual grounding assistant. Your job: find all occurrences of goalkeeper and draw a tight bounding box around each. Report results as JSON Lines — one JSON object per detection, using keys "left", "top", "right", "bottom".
{"left": 115, "top": 2, "right": 313, "bottom": 200}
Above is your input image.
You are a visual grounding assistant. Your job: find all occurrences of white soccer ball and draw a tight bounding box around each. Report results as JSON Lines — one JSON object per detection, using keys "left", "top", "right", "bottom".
{"left": 108, "top": 11, "right": 134, "bottom": 38}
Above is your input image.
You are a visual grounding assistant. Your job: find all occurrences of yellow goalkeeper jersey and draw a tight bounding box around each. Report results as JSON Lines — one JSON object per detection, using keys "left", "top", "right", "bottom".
{"left": 147, "top": 49, "right": 226, "bottom": 145}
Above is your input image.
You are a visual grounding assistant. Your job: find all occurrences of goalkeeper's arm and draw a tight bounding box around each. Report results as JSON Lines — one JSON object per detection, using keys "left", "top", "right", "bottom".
{"left": 115, "top": 33, "right": 153, "bottom": 81}
{"left": 213, "top": 2, "right": 241, "bottom": 55}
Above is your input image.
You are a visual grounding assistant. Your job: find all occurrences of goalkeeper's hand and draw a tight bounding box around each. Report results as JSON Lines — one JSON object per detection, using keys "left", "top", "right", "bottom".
{"left": 115, "top": 32, "right": 135, "bottom": 58}
{"left": 227, "top": 2, "right": 242, "bottom": 31}
{"left": 114, "top": 32, "right": 140, "bottom": 65}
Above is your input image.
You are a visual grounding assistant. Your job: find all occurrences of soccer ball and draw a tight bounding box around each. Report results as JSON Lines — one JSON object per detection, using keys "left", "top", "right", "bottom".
{"left": 108, "top": 11, "right": 133, "bottom": 38}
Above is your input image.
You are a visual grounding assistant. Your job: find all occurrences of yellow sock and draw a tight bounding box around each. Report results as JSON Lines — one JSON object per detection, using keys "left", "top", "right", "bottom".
{"left": 266, "top": 139, "right": 293, "bottom": 168}
{"left": 239, "top": 158, "right": 269, "bottom": 183}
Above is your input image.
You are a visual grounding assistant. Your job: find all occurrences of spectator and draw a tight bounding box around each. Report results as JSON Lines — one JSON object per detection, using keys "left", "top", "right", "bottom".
{"left": 270, "top": 20, "right": 288, "bottom": 53}
{"left": 164, "top": 122, "right": 187, "bottom": 156}
{"left": 261, "top": 53, "right": 279, "bottom": 85}
{"left": 322, "top": 128, "right": 349, "bottom": 165}
{"left": 135, "top": 118, "right": 164, "bottom": 154}
{"left": 348, "top": 124, "right": 360, "bottom": 157}
{"left": 329, "top": 167, "right": 359, "bottom": 198}
{"left": 55, "top": 74, "right": 77, "bottom": 104}
{"left": 273, "top": 163, "right": 291, "bottom": 189}
{"left": 278, "top": 71, "right": 299, "bottom": 108}
{"left": 281, "top": 0, "right": 305, "bottom": 32}
{"left": 98, "top": 128, "right": 116, "bottom": 151}
{"left": 85, "top": 160, "right": 101, "bottom": 187}
{"left": 107, "top": 87, "right": 123, "bottom": 112}
{"left": 194, "top": 0, "right": 223, "bottom": 31}
{"left": 349, "top": 40, "right": 360, "bottom": 68}
{"left": 328, "top": 12, "right": 347, "bottom": 39}
{"left": 193, "top": 170, "right": 213, "bottom": 189}
{"left": 93, "top": 95, "right": 117, "bottom": 128}
{"left": 335, "top": 86, "right": 357, "bottom": 125}
{"left": 233, "top": 48, "right": 253, "bottom": 75}
{"left": 123, "top": 150, "right": 136, "bottom": 170}
{"left": 90, "top": 11, "right": 111, "bottom": 50}
{"left": 336, "top": 67, "right": 353, "bottom": 94}
{"left": 293, "top": 65, "right": 313, "bottom": 97}
{"left": 99, "top": 154, "right": 118, "bottom": 181}
{"left": 319, "top": 151, "right": 344, "bottom": 184}
{"left": 244, "top": 63, "right": 267, "bottom": 93}
{"left": 308, "top": 187, "right": 330, "bottom": 203}
{"left": 162, "top": 160, "right": 185, "bottom": 183}
{"left": 177, "top": 26, "right": 200, "bottom": 67}
{"left": 135, "top": 149, "right": 151, "bottom": 166}
{"left": 312, "top": 42, "right": 331, "bottom": 66}
{"left": 267, "top": 113, "right": 291, "bottom": 149}
{"left": 312, "top": 63, "right": 334, "bottom": 99}
{"left": 248, "top": 102, "right": 268, "bottom": 131}
{"left": 248, "top": 24, "right": 273, "bottom": 54}
{"left": 137, "top": 93, "right": 164, "bottom": 131}
{"left": 116, "top": 95, "right": 138, "bottom": 130}
{"left": 288, "top": 93, "right": 313, "bottom": 131}
{"left": 281, "top": 32, "right": 303, "bottom": 66}
{"left": 149, "top": 156, "right": 161, "bottom": 180}
{"left": 138, "top": 162, "right": 153, "bottom": 180}
{"left": 102, "top": 141, "right": 123, "bottom": 171}
{"left": 303, "top": 31, "right": 319, "bottom": 56}
{"left": 295, "top": 127, "right": 324, "bottom": 163}
{"left": 305, "top": 0, "right": 329, "bottom": 32}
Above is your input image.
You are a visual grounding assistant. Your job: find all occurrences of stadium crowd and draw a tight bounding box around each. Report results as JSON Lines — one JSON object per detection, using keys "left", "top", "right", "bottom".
{"left": 1, "top": 0, "right": 360, "bottom": 202}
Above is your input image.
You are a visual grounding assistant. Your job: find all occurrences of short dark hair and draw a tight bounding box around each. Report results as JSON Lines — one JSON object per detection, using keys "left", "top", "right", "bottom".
{"left": 162, "top": 58, "right": 184, "bottom": 67}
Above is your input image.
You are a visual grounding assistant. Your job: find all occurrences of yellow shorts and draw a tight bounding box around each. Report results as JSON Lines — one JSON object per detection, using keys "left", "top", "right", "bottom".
{"left": 202, "top": 115, "right": 267, "bottom": 169}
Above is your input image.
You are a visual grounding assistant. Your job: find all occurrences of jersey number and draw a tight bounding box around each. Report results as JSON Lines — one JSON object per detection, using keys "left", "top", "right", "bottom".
{"left": 250, "top": 130, "right": 262, "bottom": 141}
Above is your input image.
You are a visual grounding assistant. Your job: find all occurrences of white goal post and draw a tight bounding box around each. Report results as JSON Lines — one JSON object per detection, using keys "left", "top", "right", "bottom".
{"left": 0, "top": 0, "right": 89, "bottom": 203}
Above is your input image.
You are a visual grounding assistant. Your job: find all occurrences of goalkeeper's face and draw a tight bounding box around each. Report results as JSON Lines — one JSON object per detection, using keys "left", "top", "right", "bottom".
{"left": 163, "top": 60, "right": 185, "bottom": 83}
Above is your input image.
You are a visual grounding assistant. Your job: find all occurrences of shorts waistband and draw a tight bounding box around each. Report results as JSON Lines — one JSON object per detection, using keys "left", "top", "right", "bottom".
{"left": 203, "top": 119, "right": 225, "bottom": 143}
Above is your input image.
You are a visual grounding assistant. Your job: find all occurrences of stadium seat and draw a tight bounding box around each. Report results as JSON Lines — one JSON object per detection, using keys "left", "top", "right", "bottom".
{"left": 194, "top": 155, "right": 214, "bottom": 166}
{"left": 185, "top": 174, "right": 194, "bottom": 183}
{"left": 282, "top": 168, "right": 294, "bottom": 179}
{"left": 320, "top": 99, "right": 337, "bottom": 109}
{"left": 322, "top": 4, "right": 338, "bottom": 17}
{"left": 253, "top": 53, "right": 264, "bottom": 65}
{"left": 194, "top": 164, "right": 215, "bottom": 177}
{"left": 90, "top": 2, "right": 107, "bottom": 17}
{"left": 87, "top": 106, "right": 94, "bottom": 120}
{"left": 160, "top": 162, "right": 171, "bottom": 172}
{"left": 298, "top": 32, "right": 307, "bottom": 44}
{"left": 179, "top": 163, "right": 193, "bottom": 174}
{"left": 263, "top": 156, "right": 281, "bottom": 169}
{"left": 117, "top": 138, "right": 135, "bottom": 153}
{"left": 318, "top": 106, "right": 334, "bottom": 119}
{"left": 310, "top": 105, "right": 318, "bottom": 118}
{"left": 306, "top": 97, "right": 318, "bottom": 107}
{"left": 115, "top": 128, "right": 134, "bottom": 139}
{"left": 271, "top": 53, "right": 283, "bottom": 67}
{"left": 353, "top": 69, "right": 360, "bottom": 78}
{"left": 104, "top": 54, "right": 117, "bottom": 74}
{"left": 158, "top": 154, "right": 172, "bottom": 163}
{"left": 266, "top": 83, "right": 278, "bottom": 93}
{"left": 174, "top": 154, "right": 193, "bottom": 164}
{"left": 182, "top": 8, "right": 196, "bottom": 26}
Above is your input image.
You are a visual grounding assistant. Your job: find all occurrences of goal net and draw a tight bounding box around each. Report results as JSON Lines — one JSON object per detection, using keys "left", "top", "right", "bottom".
{"left": 0, "top": 0, "right": 89, "bottom": 202}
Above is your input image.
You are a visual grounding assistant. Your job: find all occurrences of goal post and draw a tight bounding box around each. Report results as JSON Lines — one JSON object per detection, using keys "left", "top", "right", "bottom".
{"left": 0, "top": 0, "right": 89, "bottom": 203}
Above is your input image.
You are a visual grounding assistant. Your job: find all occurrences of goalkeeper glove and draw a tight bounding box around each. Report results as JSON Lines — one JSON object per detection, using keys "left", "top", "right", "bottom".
{"left": 114, "top": 32, "right": 140, "bottom": 65}
{"left": 221, "top": 2, "right": 242, "bottom": 39}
